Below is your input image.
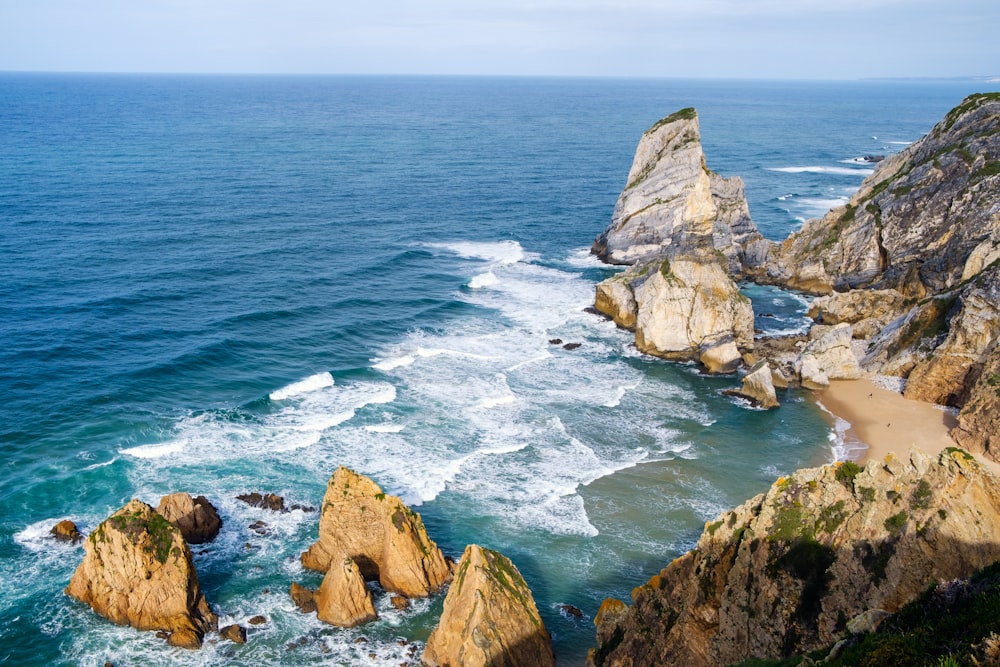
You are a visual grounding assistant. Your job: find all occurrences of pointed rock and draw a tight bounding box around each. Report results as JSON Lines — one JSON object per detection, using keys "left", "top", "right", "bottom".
{"left": 423, "top": 545, "right": 554, "bottom": 667}
{"left": 300, "top": 467, "right": 451, "bottom": 598}
{"left": 314, "top": 556, "right": 378, "bottom": 627}
{"left": 65, "top": 500, "right": 217, "bottom": 649}
{"left": 724, "top": 360, "right": 780, "bottom": 408}
{"left": 156, "top": 493, "right": 222, "bottom": 545}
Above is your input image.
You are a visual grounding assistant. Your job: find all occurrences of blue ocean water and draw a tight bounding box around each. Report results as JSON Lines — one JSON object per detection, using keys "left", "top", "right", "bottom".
{"left": 1, "top": 74, "right": 994, "bottom": 666}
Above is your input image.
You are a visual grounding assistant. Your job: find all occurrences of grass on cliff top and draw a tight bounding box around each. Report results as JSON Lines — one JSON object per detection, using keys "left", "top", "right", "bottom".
{"left": 645, "top": 107, "right": 697, "bottom": 135}
{"left": 731, "top": 560, "right": 1000, "bottom": 667}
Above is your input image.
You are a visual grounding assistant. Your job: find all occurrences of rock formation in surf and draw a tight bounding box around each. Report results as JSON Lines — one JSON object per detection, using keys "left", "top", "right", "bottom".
{"left": 591, "top": 108, "right": 759, "bottom": 371}
{"left": 156, "top": 493, "right": 222, "bottom": 545}
{"left": 423, "top": 544, "right": 555, "bottom": 667}
{"left": 723, "top": 360, "right": 780, "bottom": 408}
{"left": 301, "top": 467, "right": 451, "bottom": 600}
{"left": 65, "top": 499, "right": 217, "bottom": 649}
{"left": 589, "top": 448, "right": 1000, "bottom": 666}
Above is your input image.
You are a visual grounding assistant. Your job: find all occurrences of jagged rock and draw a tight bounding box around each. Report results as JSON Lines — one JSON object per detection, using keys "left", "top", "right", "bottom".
{"left": 248, "top": 615, "right": 267, "bottom": 625}
{"left": 796, "top": 323, "right": 862, "bottom": 389}
{"left": 724, "top": 361, "right": 780, "bottom": 408}
{"left": 589, "top": 448, "right": 1000, "bottom": 666}
{"left": 65, "top": 500, "right": 217, "bottom": 649}
{"left": 236, "top": 492, "right": 286, "bottom": 512}
{"left": 559, "top": 604, "right": 584, "bottom": 618}
{"left": 592, "top": 108, "right": 763, "bottom": 273}
{"left": 220, "top": 623, "right": 247, "bottom": 644}
{"left": 952, "top": 346, "right": 1000, "bottom": 461}
{"left": 289, "top": 582, "right": 316, "bottom": 614}
{"left": 156, "top": 493, "right": 222, "bottom": 545}
{"left": 423, "top": 545, "right": 555, "bottom": 667}
{"left": 594, "top": 271, "right": 638, "bottom": 330}
{"left": 300, "top": 467, "right": 451, "bottom": 598}
{"left": 808, "top": 289, "right": 910, "bottom": 330}
{"left": 313, "top": 556, "right": 377, "bottom": 627}
{"left": 51, "top": 519, "right": 84, "bottom": 544}
{"left": 758, "top": 94, "right": 1000, "bottom": 296}
{"left": 390, "top": 595, "right": 410, "bottom": 611}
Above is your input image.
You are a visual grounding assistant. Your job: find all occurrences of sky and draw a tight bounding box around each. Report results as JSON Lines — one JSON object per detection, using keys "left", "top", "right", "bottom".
{"left": 1, "top": 0, "right": 998, "bottom": 79}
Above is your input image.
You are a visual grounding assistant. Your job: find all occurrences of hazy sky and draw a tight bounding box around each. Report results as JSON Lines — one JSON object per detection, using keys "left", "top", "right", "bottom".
{"left": 1, "top": 0, "right": 997, "bottom": 79}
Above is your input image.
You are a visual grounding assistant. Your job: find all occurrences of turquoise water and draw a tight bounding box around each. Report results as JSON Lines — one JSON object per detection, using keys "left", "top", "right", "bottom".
{"left": 1, "top": 75, "right": 994, "bottom": 666}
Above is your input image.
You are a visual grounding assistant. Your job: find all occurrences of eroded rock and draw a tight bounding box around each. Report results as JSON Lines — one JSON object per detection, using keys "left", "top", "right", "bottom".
{"left": 65, "top": 500, "right": 217, "bottom": 649}
{"left": 300, "top": 467, "right": 451, "bottom": 598}
{"left": 423, "top": 545, "right": 554, "bottom": 667}
{"left": 156, "top": 493, "right": 222, "bottom": 545}
{"left": 313, "top": 556, "right": 377, "bottom": 627}
{"left": 51, "top": 519, "right": 84, "bottom": 544}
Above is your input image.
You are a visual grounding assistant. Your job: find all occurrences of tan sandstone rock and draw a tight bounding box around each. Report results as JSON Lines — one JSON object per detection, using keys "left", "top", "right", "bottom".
{"left": 156, "top": 493, "right": 222, "bottom": 545}
{"left": 314, "top": 556, "right": 377, "bottom": 627}
{"left": 300, "top": 467, "right": 451, "bottom": 598}
{"left": 423, "top": 544, "right": 555, "bottom": 667}
{"left": 50, "top": 519, "right": 84, "bottom": 544}
{"left": 590, "top": 448, "right": 1000, "bottom": 666}
{"left": 65, "top": 499, "right": 217, "bottom": 649}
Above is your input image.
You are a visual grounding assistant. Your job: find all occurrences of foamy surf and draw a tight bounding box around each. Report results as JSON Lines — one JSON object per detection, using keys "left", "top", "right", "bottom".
{"left": 468, "top": 271, "right": 499, "bottom": 289}
{"left": 425, "top": 240, "right": 528, "bottom": 265}
{"left": 268, "top": 371, "right": 334, "bottom": 401}
{"left": 768, "top": 165, "right": 875, "bottom": 176}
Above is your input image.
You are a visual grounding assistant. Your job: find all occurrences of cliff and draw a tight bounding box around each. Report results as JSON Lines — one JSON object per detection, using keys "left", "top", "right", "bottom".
{"left": 590, "top": 448, "right": 1000, "bottom": 666}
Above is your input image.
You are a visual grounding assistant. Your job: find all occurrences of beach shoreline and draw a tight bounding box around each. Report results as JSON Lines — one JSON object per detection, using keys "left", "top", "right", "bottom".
{"left": 816, "top": 377, "right": 999, "bottom": 473}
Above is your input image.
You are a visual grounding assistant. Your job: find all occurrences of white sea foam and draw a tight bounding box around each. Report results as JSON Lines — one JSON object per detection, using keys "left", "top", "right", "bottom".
{"left": 468, "top": 271, "right": 499, "bottom": 289}
{"left": 365, "top": 423, "right": 405, "bottom": 433}
{"left": 887, "top": 140, "right": 913, "bottom": 145}
{"left": 476, "top": 395, "right": 517, "bottom": 409}
{"left": 426, "top": 239, "right": 527, "bottom": 265}
{"left": 268, "top": 371, "right": 334, "bottom": 401}
{"left": 768, "top": 166, "right": 874, "bottom": 176}
{"left": 372, "top": 354, "right": 416, "bottom": 371}
{"left": 120, "top": 440, "right": 185, "bottom": 459}
{"left": 563, "top": 247, "right": 607, "bottom": 268}
{"left": 83, "top": 457, "right": 118, "bottom": 471}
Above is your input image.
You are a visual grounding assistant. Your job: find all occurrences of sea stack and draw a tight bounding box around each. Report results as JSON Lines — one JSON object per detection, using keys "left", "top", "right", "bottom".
{"left": 301, "top": 467, "right": 451, "bottom": 598}
{"left": 591, "top": 108, "right": 759, "bottom": 372}
{"left": 423, "top": 544, "right": 555, "bottom": 667}
{"left": 65, "top": 500, "right": 217, "bottom": 649}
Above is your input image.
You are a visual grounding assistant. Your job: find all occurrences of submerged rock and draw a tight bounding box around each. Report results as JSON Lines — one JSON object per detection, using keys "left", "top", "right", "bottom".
{"left": 423, "top": 544, "right": 555, "bottom": 667}
{"left": 156, "top": 493, "right": 222, "bottom": 545}
{"left": 65, "top": 500, "right": 217, "bottom": 649}
{"left": 236, "top": 492, "right": 286, "bottom": 512}
{"left": 589, "top": 448, "right": 1000, "bottom": 666}
{"left": 300, "top": 467, "right": 451, "bottom": 598}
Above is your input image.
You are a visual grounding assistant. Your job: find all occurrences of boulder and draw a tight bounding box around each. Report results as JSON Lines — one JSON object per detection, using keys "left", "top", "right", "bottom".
{"left": 796, "top": 323, "right": 862, "bottom": 389}
{"left": 590, "top": 448, "right": 1000, "bottom": 666}
{"left": 156, "top": 493, "right": 222, "bottom": 545}
{"left": 289, "top": 582, "right": 317, "bottom": 614}
{"left": 313, "top": 556, "right": 378, "bottom": 627}
{"left": 50, "top": 519, "right": 84, "bottom": 544}
{"left": 724, "top": 361, "right": 780, "bottom": 408}
{"left": 423, "top": 545, "right": 555, "bottom": 667}
{"left": 300, "top": 467, "right": 451, "bottom": 598}
{"left": 236, "top": 492, "right": 286, "bottom": 512}
{"left": 65, "top": 500, "right": 217, "bottom": 649}
{"left": 594, "top": 272, "right": 638, "bottom": 329}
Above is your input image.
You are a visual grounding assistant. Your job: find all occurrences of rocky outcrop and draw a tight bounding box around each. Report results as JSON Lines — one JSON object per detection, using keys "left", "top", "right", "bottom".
{"left": 594, "top": 253, "right": 754, "bottom": 371}
{"left": 795, "top": 323, "right": 863, "bottom": 389}
{"left": 301, "top": 467, "right": 451, "bottom": 599}
{"left": 423, "top": 544, "right": 555, "bottom": 667}
{"left": 757, "top": 93, "right": 1000, "bottom": 296}
{"left": 952, "top": 347, "right": 1000, "bottom": 460}
{"left": 808, "top": 288, "right": 911, "bottom": 339}
{"left": 65, "top": 500, "right": 217, "bottom": 649}
{"left": 156, "top": 493, "right": 222, "bottom": 545}
{"left": 591, "top": 108, "right": 759, "bottom": 372}
{"left": 724, "top": 361, "right": 780, "bottom": 408}
{"left": 590, "top": 448, "right": 1000, "bottom": 666}
{"left": 313, "top": 557, "right": 377, "bottom": 627}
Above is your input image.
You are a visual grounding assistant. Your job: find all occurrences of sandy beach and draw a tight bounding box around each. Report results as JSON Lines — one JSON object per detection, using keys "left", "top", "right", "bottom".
{"left": 818, "top": 378, "right": 960, "bottom": 465}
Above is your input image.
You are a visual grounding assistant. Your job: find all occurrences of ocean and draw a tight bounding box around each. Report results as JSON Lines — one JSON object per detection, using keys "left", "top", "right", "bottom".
{"left": 1, "top": 74, "right": 994, "bottom": 666}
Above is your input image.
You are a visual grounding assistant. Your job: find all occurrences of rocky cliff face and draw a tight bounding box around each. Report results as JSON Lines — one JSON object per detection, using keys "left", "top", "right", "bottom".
{"left": 423, "top": 544, "right": 555, "bottom": 667}
{"left": 301, "top": 467, "right": 451, "bottom": 599}
{"left": 758, "top": 93, "right": 1000, "bottom": 296}
{"left": 590, "top": 448, "right": 1000, "bottom": 666}
{"left": 65, "top": 499, "right": 217, "bottom": 649}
